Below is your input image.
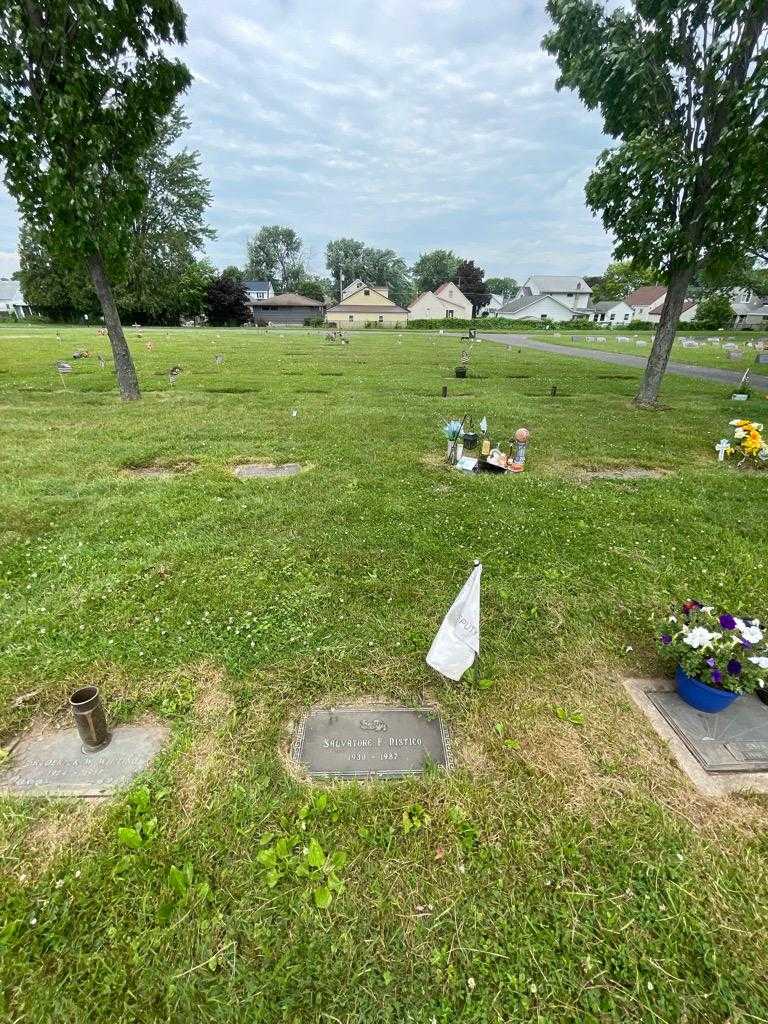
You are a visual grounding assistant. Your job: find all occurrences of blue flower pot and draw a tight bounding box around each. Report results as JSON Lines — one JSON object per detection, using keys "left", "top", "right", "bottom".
{"left": 675, "top": 665, "right": 740, "bottom": 714}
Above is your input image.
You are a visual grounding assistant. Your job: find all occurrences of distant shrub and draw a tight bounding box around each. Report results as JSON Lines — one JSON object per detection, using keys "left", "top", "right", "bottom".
{"left": 304, "top": 316, "right": 324, "bottom": 327}
{"left": 255, "top": 318, "right": 269, "bottom": 328}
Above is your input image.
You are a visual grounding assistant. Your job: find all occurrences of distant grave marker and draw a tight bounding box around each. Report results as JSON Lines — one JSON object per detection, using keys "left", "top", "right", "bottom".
{"left": 291, "top": 706, "right": 452, "bottom": 779}
{"left": 233, "top": 462, "right": 302, "bottom": 479}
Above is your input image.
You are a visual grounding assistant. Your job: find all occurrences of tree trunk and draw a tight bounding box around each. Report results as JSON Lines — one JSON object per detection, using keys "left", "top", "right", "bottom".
{"left": 87, "top": 250, "right": 141, "bottom": 401}
{"left": 633, "top": 264, "right": 695, "bottom": 407}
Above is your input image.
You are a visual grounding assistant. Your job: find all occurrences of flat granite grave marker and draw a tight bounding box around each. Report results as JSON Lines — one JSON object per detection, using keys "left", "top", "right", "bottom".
{"left": 0, "top": 724, "right": 168, "bottom": 797}
{"left": 291, "top": 707, "right": 452, "bottom": 779}
{"left": 234, "top": 463, "right": 301, "bottom": 479}
{"left": 647, "top": 691, "right": 768, "bottom": 772}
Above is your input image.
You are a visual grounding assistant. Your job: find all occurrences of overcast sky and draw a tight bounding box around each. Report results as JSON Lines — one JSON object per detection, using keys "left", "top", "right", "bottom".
{"left": 0, "top": 0, "right": 616, "bottom": 283}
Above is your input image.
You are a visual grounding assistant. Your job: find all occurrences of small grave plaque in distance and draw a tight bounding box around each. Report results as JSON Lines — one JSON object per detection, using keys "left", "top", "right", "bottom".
{"left": 291, "top": 707, "right": 451, "bottom": 779}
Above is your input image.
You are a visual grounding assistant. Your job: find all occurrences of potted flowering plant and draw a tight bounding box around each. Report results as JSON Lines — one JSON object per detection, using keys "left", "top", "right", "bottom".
{"left": 658, "top": 600, "right": 768, "bottom": 712}
{"left": 727, "top": 419, "right": 768, "bottom": 467}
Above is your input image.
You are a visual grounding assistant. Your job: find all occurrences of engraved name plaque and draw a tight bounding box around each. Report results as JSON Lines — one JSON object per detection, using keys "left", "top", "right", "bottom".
{"left": 291, "top": 707, "right": 451, "bottom": 779}
{"left": 0, "top": 724, "right": 168, "bottom": 797}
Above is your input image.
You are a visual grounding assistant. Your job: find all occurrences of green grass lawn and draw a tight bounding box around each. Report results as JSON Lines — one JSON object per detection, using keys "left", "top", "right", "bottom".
{"left": 505, "top": 326, "right": 766, "bottom": 374}
{"left": 1, "top": 325, "right": 768, "bottom": 1023}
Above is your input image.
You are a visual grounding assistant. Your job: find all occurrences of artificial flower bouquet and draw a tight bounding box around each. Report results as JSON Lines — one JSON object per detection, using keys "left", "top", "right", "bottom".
{"left": 659, "top": 600, "right": 768, "bottom": 696}
{"left": 727, "top": 419, "right": 768, "bottom": 466}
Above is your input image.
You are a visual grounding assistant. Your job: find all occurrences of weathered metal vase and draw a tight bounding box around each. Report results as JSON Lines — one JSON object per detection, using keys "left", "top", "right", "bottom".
{"left": 70, "top": 686, "right": 111, "bottom": 753}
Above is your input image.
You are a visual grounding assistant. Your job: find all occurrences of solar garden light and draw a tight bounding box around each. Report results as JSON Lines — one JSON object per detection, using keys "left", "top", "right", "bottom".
{"left": 70, "top": 686, "right": 111, "bottom": 753}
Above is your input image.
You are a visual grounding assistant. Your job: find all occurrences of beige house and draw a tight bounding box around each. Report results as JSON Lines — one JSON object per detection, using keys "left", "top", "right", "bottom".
{"left": 408, "top": 281, "right": 472, "bottom": 320}
{"left": 325, "top": 284, "right": 408, "bottom": 327}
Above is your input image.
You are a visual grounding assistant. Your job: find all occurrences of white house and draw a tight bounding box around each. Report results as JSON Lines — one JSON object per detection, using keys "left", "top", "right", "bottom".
{"left": 624, "top": 285, "right": 698, "bottom": 323}
{"left": 408, "top": 281, "right": 472, "bottom": 320}
{"left": 518, "top": 275, "right": 593, "bottom": 311}
{"left": 590, "top": 299, "right": 634, "bottom": 324}
{"left": 496, "top": 292, "right": 577, "bottom": 323}
{"left": 341, "top": 278, "right": 367, "bottom": 300}
{"left": 0, "top": 279, "right": 31, "bottom": 318}
{"left": 478, "top": 293, "right": 504, "bottom": 316}
{"left": 243, "top": 279, "right": 274, "bottom": 302}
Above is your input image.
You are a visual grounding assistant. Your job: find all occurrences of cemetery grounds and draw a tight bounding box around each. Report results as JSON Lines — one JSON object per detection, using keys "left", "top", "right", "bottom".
{"left": 520, "top": 327, "right": 764, "bottom": 373}
{"left": 1, "top": 325, "right": 767, "bottom": 1023}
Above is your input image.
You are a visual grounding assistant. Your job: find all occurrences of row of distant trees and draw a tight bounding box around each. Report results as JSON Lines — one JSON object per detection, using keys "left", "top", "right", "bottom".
{"left": 227, "top": 226, "right": 519, "bottom": 314}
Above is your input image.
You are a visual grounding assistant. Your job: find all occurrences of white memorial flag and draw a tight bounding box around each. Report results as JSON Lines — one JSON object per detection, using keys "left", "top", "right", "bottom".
{"left": 426, "top": 564, "right": 482, "bottom": 681}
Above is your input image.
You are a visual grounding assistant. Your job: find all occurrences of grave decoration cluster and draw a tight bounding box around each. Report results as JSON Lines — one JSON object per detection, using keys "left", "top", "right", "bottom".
{"left": 442, "top": 417, "right": 530, "bottom": 474}
{"left": 657, "top": 600, "right": 768, "bottom": 713}
{"left": 715, "top": 418, "right": 768, "bottom": 467}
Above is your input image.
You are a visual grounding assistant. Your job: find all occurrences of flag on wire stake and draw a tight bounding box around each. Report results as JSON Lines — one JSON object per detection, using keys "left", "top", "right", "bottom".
{"left": 168, "top": 366, "right": 182, "bottom": 385}
{"left": 215, "top": 353, "right": 224, "bottom": 369}
{"left": 426, "top": 562, "right": 482, "bottom": 681}
{"left": 55, "top": 361, "right": 72, "bottom": 388}
{"left": 97, "top": 354, "right": 105, "bottom": 369}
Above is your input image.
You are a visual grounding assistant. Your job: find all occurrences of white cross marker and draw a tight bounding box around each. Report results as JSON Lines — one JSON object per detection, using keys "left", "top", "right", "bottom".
{"left": 715, "top": 439, "right": 730, "bottom": 462}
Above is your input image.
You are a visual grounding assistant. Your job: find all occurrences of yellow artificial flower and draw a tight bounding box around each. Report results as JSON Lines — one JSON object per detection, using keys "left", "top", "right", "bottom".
{"left": 743, "top": 433, "right": 763, "bottom": 456}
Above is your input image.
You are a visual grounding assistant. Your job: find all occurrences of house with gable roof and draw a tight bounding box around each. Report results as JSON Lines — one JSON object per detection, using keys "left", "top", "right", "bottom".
{"left": 497, "top": 275, "right": 593, "bottom": 322}
{"left": 624, "top": 285, "right": 698, "bottom": 323}
{"left": 325, "top": 283, "right": 409, "bottom": 327}
{"left": 408, "top": 281, "right": 472, "bottom": 320}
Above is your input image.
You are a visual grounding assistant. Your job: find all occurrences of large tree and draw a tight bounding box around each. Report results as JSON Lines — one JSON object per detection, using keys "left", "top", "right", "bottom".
{"left": 246, "top": 226, "right": 305, "bottom": 291}
{"left": 453, "top": 259, "right": 491, "bottom": 316}
{"left": 205, "top": 275, "right": 250, "bottom": 326}
{"left": 485, "top": 276, "right": 518, "bottom": 299}
{"left": 693, "top": 291, "right": 734, "bottom": 329}
{"left": 18, "top": 107, "right": 214, "bottom": 325}
{"left": 591, "top": 260, "right": 657, "bottom": 302}
{"left": 325, "top": 238, "right": 412, "bottom": 305}
{"left": 0, "top": 1, "right": 191, "bottom": 400}
{"left": 412, "top": 249, "right": 461, "bottom": 294}
{"left": 544, "top": 0, "right": 768, "bottom": 407}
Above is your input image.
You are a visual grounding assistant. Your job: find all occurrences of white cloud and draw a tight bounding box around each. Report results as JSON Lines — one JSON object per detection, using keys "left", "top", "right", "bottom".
{"left": 0, "top": 0, "right": 614, "bottom": 281}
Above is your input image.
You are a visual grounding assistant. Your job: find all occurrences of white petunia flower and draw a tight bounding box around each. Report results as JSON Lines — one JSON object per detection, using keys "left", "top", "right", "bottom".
{"left": 741, "top": 624, "right": 763, "bottom": 644}
{"left": 748, "top": 656, "right": 768, "bottom": 670}
{"left": 683, "top": 627, "right": 717, "bottom": 649}
{"left": 734, "top": 428, "right": 747, "bottom": 439}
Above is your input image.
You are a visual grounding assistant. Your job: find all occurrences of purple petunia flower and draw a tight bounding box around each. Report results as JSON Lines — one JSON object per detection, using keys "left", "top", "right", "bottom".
{"left": 706, "top": 657, "right": 716, "bottom": 668}
{"left": 719, "top": 613, "right": 737, "bottom": 630}
{"left": 711, "top": 670, "right": 723, "bottom": 685}
{"left": 727, "top": 659, "right": 742, "bottom": 676}
{"left": 741, "top": 638, "right": 753, "bottom": 649}
{"left": 660, "top": 634, "right": 672, "bottom": 645}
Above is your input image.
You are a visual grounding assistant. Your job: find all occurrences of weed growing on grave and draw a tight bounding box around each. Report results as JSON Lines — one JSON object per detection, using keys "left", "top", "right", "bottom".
{"left": 255, "top": 793, "right": 347, "bottom": 909}
{"left": 554, "top": 706, "right": 585, "bottom": 726}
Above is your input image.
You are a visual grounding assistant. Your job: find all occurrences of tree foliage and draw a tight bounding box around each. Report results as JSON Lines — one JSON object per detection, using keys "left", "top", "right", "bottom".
{"left": 0, "top": 0, "right": 191, "bottom": 398}
{"left": 591, "top": 260, "right": 657, "bottom": 302}
{"left": 17, "top": 108, "right": 213, "bottom": 325}
{"left": 484, "top": 276, "right": 518, "bottom": 299}
{"left": 325, "top": 238, "right": 412, "bottom": 305}
{"left": 453, "top": 259, "right": 491, "bottom": 315}
{"left": 205, "top": 275, "right": 250, "bottom": 326}
{"left": 412, "top": 249, "right": 461, "bottom": 294}
{"left": 544, "top": 0, "right": 768, "bottom": 405}
{"left": 693, "top": 291, "right": 734, "bottom": 329}
{"left": 246, "top": 226, "right": 305, "bottom": 291}
{"left": 294, "top": 277, "right": 327, "bottom": 302}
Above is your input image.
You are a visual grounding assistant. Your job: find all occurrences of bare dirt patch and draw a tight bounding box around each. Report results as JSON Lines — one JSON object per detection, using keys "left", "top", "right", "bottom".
{"left": 122, "top": 460, "right": 196, "bottom": 479}
{"left": 578, "top": 465, "right": 671, "bottom": 482}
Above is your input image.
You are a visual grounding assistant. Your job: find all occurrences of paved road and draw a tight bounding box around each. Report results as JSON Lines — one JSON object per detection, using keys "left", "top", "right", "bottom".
{"left": 478, "top": 333, "right": 768, "bottom": 390}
